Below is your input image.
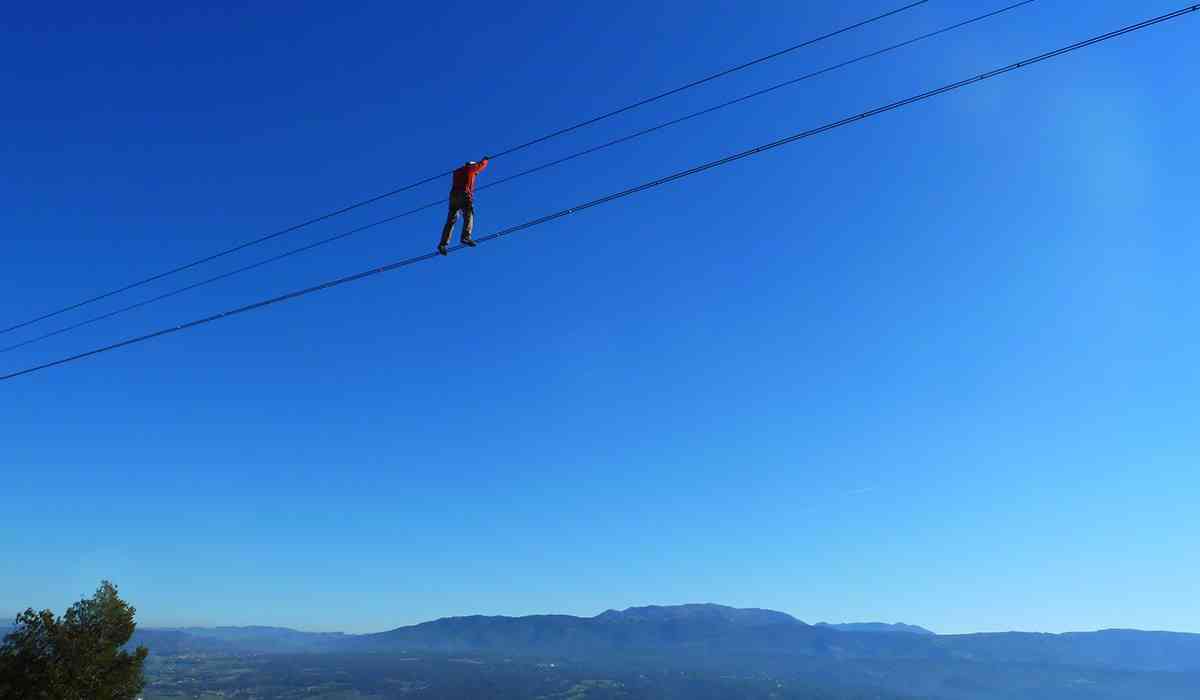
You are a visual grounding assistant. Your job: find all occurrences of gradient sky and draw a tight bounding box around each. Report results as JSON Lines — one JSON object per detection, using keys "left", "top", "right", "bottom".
{"left": 2, "top": 1, "right": 1197, "bottom": 635}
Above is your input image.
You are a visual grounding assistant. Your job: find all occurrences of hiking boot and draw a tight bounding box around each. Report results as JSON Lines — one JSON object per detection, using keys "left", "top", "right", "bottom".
{"left": 437, "top": 243, "right": 448, "bottom": 256}
{"left": 460, "top": 237, "right": 477, "bottom": 247}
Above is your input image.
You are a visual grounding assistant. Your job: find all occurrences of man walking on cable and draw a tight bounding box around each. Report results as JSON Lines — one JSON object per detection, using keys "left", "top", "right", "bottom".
{"left": 438, "top": 157, "right": 490, "bottom": 255}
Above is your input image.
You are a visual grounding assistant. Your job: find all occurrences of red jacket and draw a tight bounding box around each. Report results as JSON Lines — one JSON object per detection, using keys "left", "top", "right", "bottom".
{"left": 451, "top": 159, "right": 488, "bottom": 197}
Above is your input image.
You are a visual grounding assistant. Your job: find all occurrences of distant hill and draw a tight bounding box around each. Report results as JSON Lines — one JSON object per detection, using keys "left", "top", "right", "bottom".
{"left": 596, "top": 603, "right": 802, "bottom": 627}
{"left": 133, "top": 625, "right": 345, "bottom": 654}
{"left": 129, "top": 628, "right": 236, "bottom": 654}
{"left": 351, "top": 603, "right": 948, "bottom": 663}
{"left": 352, "top": 604, "right": 1200, "bottom": 673}
{"left": 817, "top": 622, "right": 935, "bottom": 635}
{"left": 105, "top": 604, "right": 1200, "bottom": 677}
{"left": 938, "top": 628, "right": 1200, "bottom": 672}
{"left": 173, "top": 625, "right": 346, "bottom": 652}
{"left": 352, "top": 603, "right": 849, "bottom": 658}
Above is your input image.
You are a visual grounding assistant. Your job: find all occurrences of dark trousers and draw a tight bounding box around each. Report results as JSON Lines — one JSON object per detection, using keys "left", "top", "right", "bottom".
{"left": 439, "top": 191, "right": 474, "bottom": 246}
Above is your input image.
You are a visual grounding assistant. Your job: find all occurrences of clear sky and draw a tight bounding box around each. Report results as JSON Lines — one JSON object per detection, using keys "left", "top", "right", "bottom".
{"left": 2, "top": 1, "right": 1197, "bottom": 635}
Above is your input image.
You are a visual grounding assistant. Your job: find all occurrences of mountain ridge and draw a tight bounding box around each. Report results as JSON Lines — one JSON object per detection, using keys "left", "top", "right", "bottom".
{"left": 817, "top": 622, "right": 935, "bottom": 635}
{"left": 17, "top": 603, "right": 1194, "bottom": 674}
{"left": 351, "top": 604, "right": 1200, "bottom": 673}
{"left": 594, "top": 603, "right": 803, "bottom": 627}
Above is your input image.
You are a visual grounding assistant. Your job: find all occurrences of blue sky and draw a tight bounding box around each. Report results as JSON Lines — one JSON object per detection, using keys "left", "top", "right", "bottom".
{"left": 2, "top": 0, "right": 1197, "bottom": 635}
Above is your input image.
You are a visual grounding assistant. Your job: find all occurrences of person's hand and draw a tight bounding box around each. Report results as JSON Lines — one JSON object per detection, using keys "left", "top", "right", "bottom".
{"left": 482, "top": 155, "right": 491, "bottom": 162}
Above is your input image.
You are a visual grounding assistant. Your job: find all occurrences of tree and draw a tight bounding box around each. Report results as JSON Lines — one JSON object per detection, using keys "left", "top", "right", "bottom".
{"left": 0, "top": 581, "right": 148, "bottom": 700}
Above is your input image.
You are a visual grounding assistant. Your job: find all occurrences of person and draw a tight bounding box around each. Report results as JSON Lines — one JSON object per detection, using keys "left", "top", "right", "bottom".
{"left": 438, "top": 157, "right": 490, "bottom": 255}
